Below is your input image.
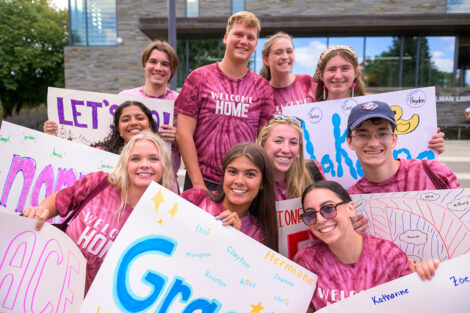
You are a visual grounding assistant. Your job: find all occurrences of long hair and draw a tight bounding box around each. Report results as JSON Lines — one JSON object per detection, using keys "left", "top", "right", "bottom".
{"left": 259, "top": 32, "right": 293, "bottom": 81}
{"left": 141, "top": 40, "right": 179, "bottom": 82}
{"left": 313, "top": 46, "right": 366, "bottom": 101}
{"left": 92, "top": 101, "right": 157, "bottom": 154}
{"left": 210, "top": 142, "right": 278, "bottom": 251}
{"left": 301, "top": 180, "right": 352, "bottom": 211}
{"left": 108, "top": 131, "right": 173, "bottom": 219}
{"left": 257, "top": 118, "right": 313, "bottom": 198}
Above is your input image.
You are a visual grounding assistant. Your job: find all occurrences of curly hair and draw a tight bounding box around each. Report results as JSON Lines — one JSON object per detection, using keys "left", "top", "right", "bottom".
{"left": 92, "top": 101, "right": 157, "bottom": 154}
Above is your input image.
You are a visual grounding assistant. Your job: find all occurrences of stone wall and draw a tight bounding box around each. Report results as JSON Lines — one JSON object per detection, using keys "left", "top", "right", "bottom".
{"left": 65, "top": 0, "right": 168, "bottom": 93}
{"left": 246, "top": 0, "right": 444, "bottom": 16}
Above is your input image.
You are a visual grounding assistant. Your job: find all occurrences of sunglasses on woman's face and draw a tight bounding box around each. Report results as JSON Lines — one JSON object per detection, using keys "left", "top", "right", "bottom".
{"left": 300, "top": 202, "right": 345, "bottom": 225}
{"left": 272, "top": 114, "right": 304, "bottom": 128}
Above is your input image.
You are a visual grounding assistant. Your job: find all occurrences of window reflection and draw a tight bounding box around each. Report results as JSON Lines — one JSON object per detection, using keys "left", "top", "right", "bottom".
{"left": 187, "top": 0, "right": 199, "bottom": 17}
{"left": 70, "top": 0, "right": 116, "bottom": 46}
{"left": 364, "top": 37, "right": 400, "bottom": 87}
{"left": 232, "top": 0, "right": 244, "bottom": 13}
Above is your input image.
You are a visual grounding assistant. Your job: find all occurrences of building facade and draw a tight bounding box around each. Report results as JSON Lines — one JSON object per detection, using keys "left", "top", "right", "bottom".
{"left": 65, "top": 0, "right": 470, "bottom": 123}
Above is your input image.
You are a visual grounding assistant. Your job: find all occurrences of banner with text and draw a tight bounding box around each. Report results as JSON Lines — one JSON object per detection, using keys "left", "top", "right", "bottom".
{"left": 317, "top": 252, "right": 470, "bottom": 313}
{"left": 80, "top": 182, "right": 316, "bottom": 312}
{"left": 283, "top": 87, "right": 437, "bottom": 188}
{"left": 47, "top": 87, "right": 174, "bottom": 146}
{"left": 0, "top": 121, "right": 119, "bottom": 221}
{"left": 0, "top": 212, "right": 86, "bottom": 313}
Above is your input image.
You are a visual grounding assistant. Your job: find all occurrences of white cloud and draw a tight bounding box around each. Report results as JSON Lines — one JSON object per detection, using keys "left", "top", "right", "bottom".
{"left": 431, "top": 51, "right": 453, "bottom": 72}
{"left": 295, "top": 40, "right": 327, "bottom": 71}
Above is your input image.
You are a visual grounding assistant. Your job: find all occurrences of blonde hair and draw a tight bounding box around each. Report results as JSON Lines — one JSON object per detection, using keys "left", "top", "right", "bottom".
{"left": 257, "top": 118, "right": 313, "bottom": 198}
{"left": 109, "top": 131, "right": 174, "bottom": 218}
{"left": 226, "top": 11, "right": 261, "bottom": 36}
{"left": 313, "top": 45, "right": 366, "bottom": 101}
{"left": 259, "top": 32, "right": 293, "bottom": 81}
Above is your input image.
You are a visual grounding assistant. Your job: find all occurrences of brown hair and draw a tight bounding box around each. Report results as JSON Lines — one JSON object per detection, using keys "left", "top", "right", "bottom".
{"left": 141, "top": 40, "right": 179, "bottom": 82}
{"left": 226, "top": 11, "right": 261, "bottom": 36}
{"left": 259, "top": 32, "right": 293, "bottom": 81}
{"left": 313, "top": 46, "right": 366, "bottom": 101}
{"left": 210, "top": 142, "right": 278, "bottom": 251}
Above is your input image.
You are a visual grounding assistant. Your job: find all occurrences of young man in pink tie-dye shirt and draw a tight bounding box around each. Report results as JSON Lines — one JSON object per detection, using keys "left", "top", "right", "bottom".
{"left": 176, "top": 11, "right": 274, "bottom": 191}
{"left": 346, "top": 101, "right": 460, "bottom": 194}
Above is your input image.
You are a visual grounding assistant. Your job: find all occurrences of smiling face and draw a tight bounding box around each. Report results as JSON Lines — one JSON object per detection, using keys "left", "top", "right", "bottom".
{"left": 320, "top": 55, "right": 357, "bottom": 100}
{"left": 263, "top": 37, "right": 294, "bottom": 76}
{"left": 263, "top": 124, "right": 300, "bottom": 181}
{"left": 223, "top": 22, "right": 258, "bottom": 64}
{"left": 127, "top": 139, "right": 163, "bottom": 192}
{"left": 347, "top": 118, "right": 397, "bottom": 170}
{"left": 145, "top": 49, "right": 171, "bottom": 88}
{"left": 303, "top": 188, "right": 355, "bottom": 246}
{"left": 118, "top": 105, "right": 151, "bottom": 143}
{"left": 221, "top": 155, "right": 262, "bottom": 215}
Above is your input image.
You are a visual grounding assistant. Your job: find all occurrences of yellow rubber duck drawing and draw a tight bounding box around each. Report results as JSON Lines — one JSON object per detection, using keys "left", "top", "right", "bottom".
{"left": 391, "top": 105, "right": 419, "bottom": 135}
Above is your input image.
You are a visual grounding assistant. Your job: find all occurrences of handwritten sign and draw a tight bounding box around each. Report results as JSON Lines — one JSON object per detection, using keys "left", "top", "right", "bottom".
{"left": 283, "top": 87, "right": 437, "bottom": 188}
{"left": 0, "top": 121, "right": 118, "bottom": 221}
{"left": 0, "top": 212, "right": 86, "bottom": 313}
{"left": 352, "top": 188, "right": 470, "bottom": 262}
{"left": 80, "top": 182, "right": 316, "bottom": 312}
{"left": 47, "top": 87, "right": 174, "bottom": 146}
{"left": 276, "top": 198, "right": 313, "bottom": 259}
{"left": 317, "top": 252, "right": 470, "bottom": 312}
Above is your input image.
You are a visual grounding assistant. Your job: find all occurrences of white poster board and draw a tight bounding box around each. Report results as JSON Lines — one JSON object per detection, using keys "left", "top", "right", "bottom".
{"left": 0, "top": 121, "right": 119, "bottom": 220}
{"left": 352, "top": 188, "right": 470, "bottom": 262}
{"left": 80, "top": 182, "right": 316, "bottom": 312}
{"left": 317, "top": 252, "right": 470, "bottom": 313}
{"left": 283, "top": 87, "right": 437, "bottom": 188}
{"left": 276, "top": 188, "right": 470, "bottom": 262}
{"left": 276, "top": 198, "right": 312, "bottom": 259}
{"left": 0, "top": 212, "right": 86, "bottom": 313}
{"left": 47, "top": 87, "right": 174, "bottom": 146}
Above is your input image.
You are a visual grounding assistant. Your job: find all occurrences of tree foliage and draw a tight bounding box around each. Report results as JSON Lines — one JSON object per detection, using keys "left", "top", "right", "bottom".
{"left": 365, "top": 37, "right": 452, "bottom": 88}
{"left": 0, "top": 0, "right": 68, "bottom": 117}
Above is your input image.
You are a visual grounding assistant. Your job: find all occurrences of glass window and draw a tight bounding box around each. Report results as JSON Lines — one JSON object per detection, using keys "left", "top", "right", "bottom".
{"left": 232, "top": 0, "right": 244, "bottom": 13}
{"left": 328, "top": 37, "right": 365, "bottom": 65}
{"left": 187, "top": 0, "right": 199, "bottom": 17}
{"left": 418, "top": 36, "right": 455, "bottom": 87}
{"left": 447, "top": 0, "right": 470, "bottom": 13}
{"left": 70, "top": 0, "right": 86, "bottom": 45}
{"left": 364, "top": 37, "right": 400, "bottom": 87}
{"left": 70, "top": 0, "right": 116, "bottom": 46}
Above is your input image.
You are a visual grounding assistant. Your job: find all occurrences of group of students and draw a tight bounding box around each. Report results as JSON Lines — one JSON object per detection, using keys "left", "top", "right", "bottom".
{"left": 29, "top": 10, "right": 461, "bottom": 311}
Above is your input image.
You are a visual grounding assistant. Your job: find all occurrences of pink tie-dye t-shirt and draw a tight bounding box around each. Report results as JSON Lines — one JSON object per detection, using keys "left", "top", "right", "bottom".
{"left": 348, "top": 159, "right": 460, "bottom": 194}
{"left": 119, "top": 86, "right": 179, "bottom": 100}
{"left": 181, "top": 188, "right": 264, "bottom": 243}
{"left": 175, "top": 63, "right": 274, "bottom": 184}
{"left": 293, "top": 233, "right": 410, "bottom": 310}
{"left": 272, "top": 74, "right": 316, "bottom": 114}
{"left": 55, "top": 171, "right": 134, "bottom": 293}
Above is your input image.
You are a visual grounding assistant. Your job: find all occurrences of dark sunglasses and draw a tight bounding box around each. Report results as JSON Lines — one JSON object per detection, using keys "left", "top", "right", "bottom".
{"left": 272, "top": 114, "right": 303, "bottom": 127}
{"left": 300, "top": 202, "right": 345, "bottom": 225}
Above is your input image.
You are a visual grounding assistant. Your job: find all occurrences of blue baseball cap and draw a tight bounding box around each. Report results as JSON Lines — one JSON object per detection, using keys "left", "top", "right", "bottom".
{"left": 347, "top": 101, "right": 396, "bottom": 131}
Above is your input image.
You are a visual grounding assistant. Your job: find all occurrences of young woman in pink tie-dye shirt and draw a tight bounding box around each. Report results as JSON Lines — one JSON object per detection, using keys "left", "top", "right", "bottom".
{"left": 294, "top": 181, "right": 439, "bottom": 312}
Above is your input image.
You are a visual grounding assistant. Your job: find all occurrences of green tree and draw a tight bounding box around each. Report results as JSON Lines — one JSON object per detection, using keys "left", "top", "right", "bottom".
{"left": 0, "top": 0, "right": 67, "bottom": 117}
{"left": 365, "top": 37, "right": 452, "bottom": 87}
